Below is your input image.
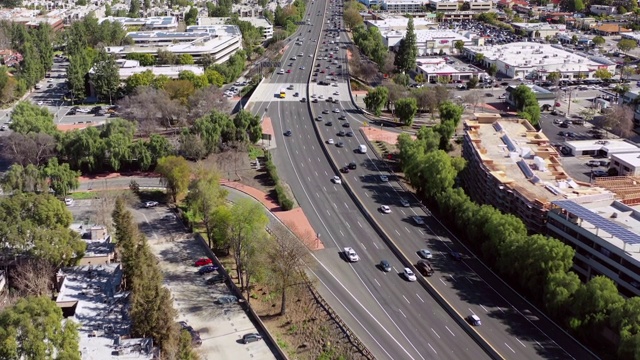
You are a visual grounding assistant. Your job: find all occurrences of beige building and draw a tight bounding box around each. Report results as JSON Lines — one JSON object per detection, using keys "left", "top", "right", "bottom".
{"left": 461, "top": 114, "right": 610, "bottom": 233}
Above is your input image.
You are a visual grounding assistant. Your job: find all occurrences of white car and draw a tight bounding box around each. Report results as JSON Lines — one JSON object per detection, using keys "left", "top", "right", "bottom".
{"left": 144, "top": 201, "right": 159, "bottom": 208}
{"left": 379, "top": 175, "right": 389, "bottom": 182}
{"left": 333, "top": 91, "right": 340, "bottom": 96}
{"left": 404, "top": 268, "right": 417, "bottom": 282}
{"left": 309, "top": 54, "right": 313, "bottom": 57}
{"left": 311, "top": 94, "right": 317, "bottom": 98}
{"left": 278, "top": 69, "right": 284, "bottom": 74}
{"left": 333, "top": 109, "right": 340, "bottom": 113}
{"left": 327, "top": 138, "right": 335, "bottom": 144}
{"left": 343, "top": 247, "right": 360, "bottom": 262}
{"left": 319, "top": 95, "right": 324, "bottom": 99}
{"left": 380, "top": 205, "right": 391, "bottom": 214}
{"left": 332, "top": 176, "right": 342, "bottom": 184}
{"left": 64, "top": 198, "right": 74, "bottom": 206}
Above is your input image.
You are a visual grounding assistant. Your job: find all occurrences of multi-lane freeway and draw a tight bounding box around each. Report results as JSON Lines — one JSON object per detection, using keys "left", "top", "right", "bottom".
{"left": 247, "top": 1, "right": 599, "bottom": 359}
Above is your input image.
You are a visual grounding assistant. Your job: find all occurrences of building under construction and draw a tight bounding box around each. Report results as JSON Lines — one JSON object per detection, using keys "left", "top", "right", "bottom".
{"left": 595, "top": 176, "right": 640, "bottom": 206}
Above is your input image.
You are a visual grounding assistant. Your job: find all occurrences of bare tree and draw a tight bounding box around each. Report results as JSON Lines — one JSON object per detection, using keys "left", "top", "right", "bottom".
{"left": 268, "top": 223, "right": 310, "bottom": 315}
{"left": 11, "top": 260, "right": 54, "bottom": 297}
{"left": 0, "top": 132, "right": 56, "bottom": 166}
{"left": 595, "top": 105, "right": 635, "bottom": 138}
{"left": 186, "top": 86, "right": 230, "bottom": 124}
{"left": 91, "top": 180, "right": 118, "bottom": 236}
{"left": 118, "top": 86, "right": 185, "bottom": 130}
{"left": 463, "top": 90, "right": 482, "bottom": 113}
{"left": 382, "top": 52, "right": 395, "bottom": 75}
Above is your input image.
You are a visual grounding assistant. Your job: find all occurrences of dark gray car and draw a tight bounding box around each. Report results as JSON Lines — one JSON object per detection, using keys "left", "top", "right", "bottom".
{"left": 242, "top": 332, "right": 262, "bottom": 344}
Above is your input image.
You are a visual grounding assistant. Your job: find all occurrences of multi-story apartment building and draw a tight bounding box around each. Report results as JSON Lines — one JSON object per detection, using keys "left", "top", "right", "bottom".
{"left": 548, "top": 197, "right": 640, "bottom": 297}
{"left": 461, "top": 114, "right": 610, "bottom": 233}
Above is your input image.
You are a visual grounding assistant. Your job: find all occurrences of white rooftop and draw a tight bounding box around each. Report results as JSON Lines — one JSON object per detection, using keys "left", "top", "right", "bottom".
{"left": 115, "top": 59, "right": 204, "bottom": 79}
{"left": 99, "top": 16, "right": 177, "bottom": 29}
{"left": 417, "top": 57, "right": 478, "bottom": 74}
{"left": 366, "top": 16, "right": 437, "bottom": 30}
{"left": 566, "top": 139, "right": 640, "bottom": 154}
{"left": 197, "top": 16, "right": 272, "bottom": 28}
{"left": 464, "top": 42, "right": 615, "bottom": 73}
{"left": 512, "top": 22, "right": 567, "bottom": 31}
{"left": 611, "top": 152, "right": 640, "bottom": 167}
{"left": 56, "top": 264, "right": 154, "bottom": 359}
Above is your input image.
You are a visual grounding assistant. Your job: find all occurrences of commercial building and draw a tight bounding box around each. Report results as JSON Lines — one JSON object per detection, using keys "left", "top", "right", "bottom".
{"left": 547, "top": 198, "right": 640, "bottom": 297}
{"left": 610, "top": 153, "right": 640, "bottom": 176}
{"left": 383, "top": 29, "right": 483, "bottom": 55}
{"left": 461, "top": 114, "right": 610, "bottom": 233}
{"left": 365, "top": 16, "right": 437, "bottom": 31}
{"left": 415, "top": 57, "right": 486, "bottom": 82}
{"left": 511, "top": 22, "right": 566, "bottom": 38}
{"left": 505, "top": 84, "right": 556, "bottom": 110}
{"left": 621, "top": 32, "right": 640, "bottom": 45}
{"left": 593, "top": 23, "right": 631, "bottom": 35}
{"left": 429, "top": 0, "right": 459, "bottom": 11}
{"left": 197, "top": 16, "right": 273, "bottom": 40}
{"left": 463, "top": 42, "right": 617, "bottom": 80}
{"left": 104, "top": 25, "right": 242, "bottom": 63}
{"left": 467, "top": 0, "right": 493, "bottom": 11}
{"left": 563, "top": 139, "right": 640, "bottom": 157}
{"left": 384, "top": 0, "right": 425, "bottom": 12}
{"left": 0, "top": 8, "right": 64, "bottom": 30}
{"left": 589, "top": 5, "right": 617, "bottom": 16}
{"left": 99, "top": 16, "right": 179, "bottom": 31}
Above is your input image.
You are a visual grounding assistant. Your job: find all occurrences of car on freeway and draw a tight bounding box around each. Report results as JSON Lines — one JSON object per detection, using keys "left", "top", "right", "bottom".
{"left": 343, "top": 247, "right": 360, "bottom": 262}
{"left": 337, "top": 130, "right": 346, "bottom": 136}
{"left": 379, "top": 260, "right": 392, "bottom": 272}
{"left": 286, "top": 69, "right": 291, "bottom": 73}
{"left": 400, "top": 199, "right": 410, "bottom": 207}
{"left": 341, "top": 166, "right": 349, "bottom": 173}
{"left": 316, "top": 116, "right": 323, "bottom": 121}
{"left": 322, "top": 109, "right": 329, "bottom": 114}
{"left": 416, "top": 260, "right": 434, "bottom": 276}
{"left": 379, "top": 175, "right": 389, "bottom": 182}
{"left": 342, "top": 123, "right": 350, "bottom": 128}
{"left": 205, "top": 274, "right": 226, "bottom": 284}
{"left": 336, "top": 142, "right": 344, "bottom": 147}
{"left": 418, "top": 249, "right": 433, "bottom": 259}
{"left": 178, "top": 321, "right": 203, "bottom": 346}
{"left": 332, "top": 175, "right": 342, "bottom": 184}
{"left": 284, "top": 130, "right": 292, "bottom": 136}
{"left": 412, "top": 216, "right": 425, "bottom": 225}
{"left": 278, "top": 69, "right": 284, "bottom": 74}
{"left": 327, "top": 138, "right": 335, "bottom": 144}
{"left": 346, "top": 131, "right": 354, "bottom": 137}
{"left": 348, "top": 162, "right": 357, "bottom": 170}
{"left": 467, "top": 314, "right": 482, "bottom": 326}
{"left": 312, "top": 98, "right": 318, "bottom": 103}
{"left": 338, "top": 115, "right": 346, "bottom": 120}
{"left": 144, "top": 201, "right": 159, "bottom": 208}
{"left": 333, "top": 108, "right": 340, "bottom": 113}
{"left": 216, "top": 295, "right": 238, "bottom": 304}
{"left": 451, "top": 251, "right": 463, "bottom": 261}
{"left": 198, "top": 265, "right": 218, "bottom": 275}
{"left": 194, "top": 258, "right": 213, "bottom": 267}
{"left": 380, "top": 205, "right": 391, "bottom": 214}
{"left": 326, "top": 121, "right": 333, "bottom": 126}
{"left": 242, "top": 333, "right": 263, "bottom": 344}
{"left": 403, "top": 268, "right": 417, "bottom": 282}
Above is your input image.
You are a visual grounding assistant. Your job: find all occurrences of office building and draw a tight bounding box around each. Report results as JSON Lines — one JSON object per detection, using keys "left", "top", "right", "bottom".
{"left": 383, "top": 29, "right": 483, "bottom": 55}
{"left": 463, "top": 42, "right": 616, "bottom": 80}
{"left": 104, "top": 25, "right": 242, "bottom": 63}
{"left": 511, "top": 22, "right": 566, "bottom": 38}
{"left": 384, "top": 0, "right": 425, "bottom": 12}
{"left": 429, "top": 0, "right": 459, "bottom": 11}
{"left": 366, "top": 16, "right": 437, "bottom": 31}
{"left": 461, "top": 114, "right": 610, "bottom": 233}
{"left": 609, "top": 153, "right": 640, "bottom": 176}
{"left": 415, "top": 57, "right": 486, "bottom": 82}
{"left": 198, "top": 16, "right": 273, "bottom": 41}
{"left": 99, "top": 16, "right": 179, "bottom": 31}
{"left": 548, "top": 198, "right": 640, "bottom": 297}
{"left": 563, "top": 139, "right": 640, "bottom": 157}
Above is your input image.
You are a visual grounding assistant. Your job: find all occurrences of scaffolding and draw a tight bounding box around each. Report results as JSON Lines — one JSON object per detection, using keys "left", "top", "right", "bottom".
{"left": 595, "top": 176, "right": 640, "bottom": 206}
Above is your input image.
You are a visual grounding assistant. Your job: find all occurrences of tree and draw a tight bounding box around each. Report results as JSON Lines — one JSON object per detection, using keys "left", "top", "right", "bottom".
{"left": 343, "top": 7, "right": 363, "bottom": 29}
{"left": 570, "top": 276, "right": 624, "bottom": 337}
{"left": 546, "top": 71, "right": 561, "bottom": 84}
{"left": 592, "top": 35, "right": 605, "bottom": 47}
{"left": 594, "top": 68, "right": 613, "bottom": 80}
{"left": 618, "top": 38, "right": 637, "bottom": 53}
{"left": 0, "top": 296, "right": 80, "bottom": 360}
{"left": 41, "top": 158, "right": 80, "bottom": 197}
{"left": 186, "top": 168, "right": 228, "bottom": 247}
{"left": 184, "top": 7, "right": 198, "bottom": 25}
{"left": 364, "top": 86, "right": 389, "bottom": 116}
{"left": 178, "top": 54, "right": 195, "bottom": 65}
{"left": 595, "top": 105, "right": 634, "bottom": 138}
{"left": 156, "top": 156, "right": 192, "bottom": 203}
{"left": 395, "top": 97, "right": 418, "bottom": 125}
{"left": 415, "top": 73, "right": 426, "bottom": 84}
{"left": 9, "top": 101, "right": 57, "bottom": 136}
{"left": 439, "top": 101, "right": 464, "bottom": 126}
{"left": 454, "top": 40, "right": 465, "bottom": 53}
{"left": 269, "top": 223, "right": 310, "bottom": 315}
{"left": 394, "top": 16, "right": 418, "bottom": 73}
{"left": 511, "top": 85, "right": 541, "bottom": 126}
{"left": 93, "top": 49, "right": 120, "bottom": 104}
{"left": 488, "top": 64, "right": 498, "bottom": 77}
{"left": 0, "top": 132, "right": 56, "bottom": 167}
{"left": 11, "top": 260, "right": 54, "bottom": 297}
{"left": 393, "top": 73, "right": 410, "bottom": 86}
{"left": 227, "top": 198, "right": 269, "bottom": 293}
{"left": 474, "top": 53, "right": 485, "bottom": 64}
{"left": 466, "top": 76, "right": 479, "bottom": 89}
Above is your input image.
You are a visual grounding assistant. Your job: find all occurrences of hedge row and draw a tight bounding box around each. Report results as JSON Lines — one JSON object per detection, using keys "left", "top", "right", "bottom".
{"left": 264, "top": 151, "right": 294, "bottom": 210}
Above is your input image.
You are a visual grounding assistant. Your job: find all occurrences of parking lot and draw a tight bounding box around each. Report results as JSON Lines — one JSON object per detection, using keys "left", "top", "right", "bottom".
{"left": 67, "top": 199, "right": 275, "bottom": 360}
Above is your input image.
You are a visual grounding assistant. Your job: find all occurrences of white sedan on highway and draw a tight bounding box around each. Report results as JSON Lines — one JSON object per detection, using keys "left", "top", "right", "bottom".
{"left": 343, "top": 247, "right": 360, "bottom": 262}
{"left": 380, "top": 205, "right": 391, "bottom": 214}
{"left": 332, "top": 175, "right": 342, "bottom": 184}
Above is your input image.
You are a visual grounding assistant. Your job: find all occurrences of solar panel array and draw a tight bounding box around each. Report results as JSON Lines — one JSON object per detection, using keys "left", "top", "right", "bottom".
{"left": 552, "top": 200, "right": 640, "bottom": 245}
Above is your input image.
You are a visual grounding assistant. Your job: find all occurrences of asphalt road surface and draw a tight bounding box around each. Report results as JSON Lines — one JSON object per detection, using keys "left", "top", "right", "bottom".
{"left": 247, "top": 0, "right": 600, "bottom": 359}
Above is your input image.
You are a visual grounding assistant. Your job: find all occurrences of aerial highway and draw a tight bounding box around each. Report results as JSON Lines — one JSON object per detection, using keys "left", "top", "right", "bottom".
{"left": 246, "top": 0, "right": 599, "bottom": 359}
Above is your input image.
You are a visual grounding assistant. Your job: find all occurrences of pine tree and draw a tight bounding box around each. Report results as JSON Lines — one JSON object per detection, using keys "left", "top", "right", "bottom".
{"left": 394, "top": 17, "right": 418, "bottom": 73}
{"left": 93, "top": 49, "right": 120, "bottom": 105}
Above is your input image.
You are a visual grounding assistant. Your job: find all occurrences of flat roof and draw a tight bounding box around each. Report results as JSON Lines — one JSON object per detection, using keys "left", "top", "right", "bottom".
{"left": 56, "top": 264, "right": 154, "bottom": 359}
{"left": 70, "top": 224, "right": 113, "bottom": 257}
{"left": 465, "top": 117, "right": 610, "bottom": 203}
{"left": 464, "top": 42, "right": 615, "bottom": 73}
{"left": 417, "top": 57, "right": 480, "bottom": 74}
{"left": 512, "top": 22, "right": 566, "bottom": 31}
{"left": 611, "top": 152, "right": 640, "bottom": 167}
{"left": 99, "top": 16, "right": 177, "bottom": 28}
{"left": 552, "top": 199, "right": 640, "bottom": 258}
{"left": 566, "top": 139, "right": 640, "bottom": 153}
{"left": 196, "top": 16, "right": 272, "bottom": 28}
{"left": 366, "top": 17, "right": 437, "bottom": 30}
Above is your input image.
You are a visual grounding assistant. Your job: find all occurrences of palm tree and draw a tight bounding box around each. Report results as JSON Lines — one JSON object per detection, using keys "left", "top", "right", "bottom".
{"left": 474, "top": 53, "right": 485, "bottom": 65}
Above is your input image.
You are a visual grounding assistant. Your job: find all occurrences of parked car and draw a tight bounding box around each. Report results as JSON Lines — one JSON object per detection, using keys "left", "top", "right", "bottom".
{"left": 242, "top": 333, "right": 263, "bottom": 344}
{"left": 198, "top": 265, "right": 218, "bottom": 275}
{"left": 144, "top": 201, "right": 159, "bottom": 208}
{"left": 216, "top": 295, "right": 238, "bottom": 304}
{"left": 205, "top": 274, "right": 226, "bottom": 284}
{"left": 194, "top": 258, "right": 213, "bottom": 267}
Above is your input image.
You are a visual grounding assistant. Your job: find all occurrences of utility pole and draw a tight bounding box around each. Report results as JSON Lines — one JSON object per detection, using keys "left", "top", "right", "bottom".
{"left": 567, "top": 89, "right": 573, "bottom": 117}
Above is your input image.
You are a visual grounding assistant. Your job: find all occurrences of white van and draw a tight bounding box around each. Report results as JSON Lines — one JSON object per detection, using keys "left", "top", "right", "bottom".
{"left": 358, "top": 145, "right": 367, "bottom": 153}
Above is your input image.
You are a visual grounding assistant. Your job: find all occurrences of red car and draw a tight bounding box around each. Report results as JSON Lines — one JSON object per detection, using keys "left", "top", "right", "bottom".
{"left": 195, "top": 258, "right": 212, "bottom": 267}
{"left": 320, "top": 70, "right": 325, "bottom": 73}
{"left": 286, "top": 69, "right": 291, "bottom": 73}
